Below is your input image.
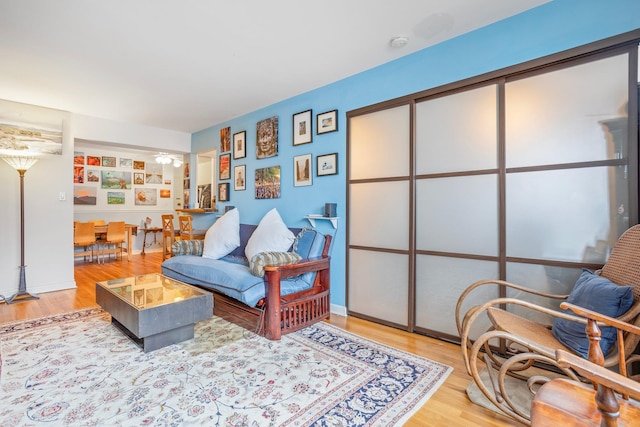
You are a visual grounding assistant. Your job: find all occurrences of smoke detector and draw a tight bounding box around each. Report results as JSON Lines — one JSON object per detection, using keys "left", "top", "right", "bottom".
{"left": 390, "top": 35, "right": 409, "bottom": 48}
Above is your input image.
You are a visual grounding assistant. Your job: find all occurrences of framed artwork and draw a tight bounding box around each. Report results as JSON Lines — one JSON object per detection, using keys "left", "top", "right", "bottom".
{"left": 74, "top": 152, "right": 85, "bottom": 165}
{"left": 218, "top": 182, "right": 230, "bottom": 202}
{"left": 134, "top": 188, "right": 157, "bottom": 206}
{"left": 86, "top": 156, "right": 101, "bottom": 166}
{"left": 159, "top": 189, "right": 171, "bottom": 198}
{"left": 256, "top": 116, "right": 278, "bottom": 159}
{"left": 233, "top": 131, "right": 246, "bottom": 159}
{"left": 73, "top": 186, "right": 96, "bottom": 205}
{"left": 87, "top": 169, "right": 100, "bottom": 183}
{"left": 73, "top": 165, "right": 84, "bottom": 183}
{"left": 317, "top": 110, "right": 338, "bottom": 134}
{"left": 145, "top": 162, "right": 163, "bottom": 184}
{"left": 102, "top": 156, "right": 117, "bottom": 167}
{"left": 220, "top": 126, "right": 231, "bottom": 152}
{"left": 317, "top": 153, "right": 338, "bottom": 176}
{"left": 133, "top": 172, "right": 145, "bottom": 185}
{"left": 107, "top": 191, "right": 125, "bottom": 204}
{"left": 255, "top": 166, "right": 280, "bottom": 199}
{"left": 101, "top": 171, "right": 132, "bottom": 189}
{"left": 234, "top": 165, "right": 246, "bottom": 191}
{"left": 292, "top": 109, "right": 312, "bottom": 146}
{"left": 133, "top": 160, "right": 145, "bottom": 170}
{"left": 219, "top": 153, "right": 231, "bottom": 180}
{"left": 198, "top": 184, "right": 212, "bottom": 209}
{"left": 293, "top": 154, "right": 312, "bottom": 187}
{"left": 120, "top": 158, "right": 133, "bottom": 168}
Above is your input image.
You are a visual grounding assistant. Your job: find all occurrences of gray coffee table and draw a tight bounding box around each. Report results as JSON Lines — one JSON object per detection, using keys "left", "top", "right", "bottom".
{"left": 96, "top": 273, "right": 213, "bottom": 352}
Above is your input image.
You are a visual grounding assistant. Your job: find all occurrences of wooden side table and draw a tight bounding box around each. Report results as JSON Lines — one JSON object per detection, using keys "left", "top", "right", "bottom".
{"left": 141, "top": 227, "right": 162, "bottom": 255}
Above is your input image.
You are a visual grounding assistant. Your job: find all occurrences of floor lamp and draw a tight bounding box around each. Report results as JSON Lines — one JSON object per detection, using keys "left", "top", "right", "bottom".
{"left": 2, "top": 154, "right": 40, "bottom": 304}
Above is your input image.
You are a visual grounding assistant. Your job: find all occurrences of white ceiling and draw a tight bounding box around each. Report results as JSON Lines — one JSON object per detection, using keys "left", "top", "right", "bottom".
{"left": 0, "top": 0, "right": 549, "bottom": 134}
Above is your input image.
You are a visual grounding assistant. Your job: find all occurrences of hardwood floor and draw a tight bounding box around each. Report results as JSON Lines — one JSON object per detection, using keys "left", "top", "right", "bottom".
{"left": 0, "top": 252, "right": 520, "bottom": 426}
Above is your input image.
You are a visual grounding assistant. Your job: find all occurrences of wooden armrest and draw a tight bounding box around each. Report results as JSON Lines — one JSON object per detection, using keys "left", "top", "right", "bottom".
{"left": 556, "top": 349, "right": 640, "bottom": 400}
{"left": 264, "top": 257, "right": 330, "bottom": 279}
{"left": 561, "top": 302, "right": 640, "bottom": 335}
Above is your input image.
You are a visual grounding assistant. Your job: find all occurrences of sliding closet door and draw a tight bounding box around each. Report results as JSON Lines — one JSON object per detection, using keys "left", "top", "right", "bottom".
{"left": 348, "top": 105, "right": 411, "bottom": 328}
{"left": 414, "top": 85, "right": 500, "bottom": 340}
{"left": 503, "top": 52, "right": 632, "bottom": 321}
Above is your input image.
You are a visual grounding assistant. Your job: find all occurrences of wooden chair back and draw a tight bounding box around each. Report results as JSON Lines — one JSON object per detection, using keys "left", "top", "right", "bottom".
{"left": 74, "top": 222, "right": 96, "bottom": 261}
{"left": 106, "top": 221, "right": 126, "bottom": 243}
{"left": 89, "top": 219, "right": 106, "bottom": 225}
{"left": 531, "top": 302, "right": 640, "bottom": 426}
{"left": 162, "top": 214, "right": 177, "bottom": 259}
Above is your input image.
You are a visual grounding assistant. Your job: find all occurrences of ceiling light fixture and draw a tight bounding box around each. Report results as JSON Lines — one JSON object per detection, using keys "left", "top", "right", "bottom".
{"left": 155, "top": 152, "right": 183, "bottom": 167}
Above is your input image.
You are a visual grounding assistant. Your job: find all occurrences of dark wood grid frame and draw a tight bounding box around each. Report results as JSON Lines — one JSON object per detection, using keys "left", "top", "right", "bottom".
{"left": 345, "top": 29, "right": 640, "bottom": 342}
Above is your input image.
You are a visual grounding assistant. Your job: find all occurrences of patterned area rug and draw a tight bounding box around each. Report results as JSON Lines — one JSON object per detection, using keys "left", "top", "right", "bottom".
{"left": 0, "top": 308, "right": 452, "bottom": 426}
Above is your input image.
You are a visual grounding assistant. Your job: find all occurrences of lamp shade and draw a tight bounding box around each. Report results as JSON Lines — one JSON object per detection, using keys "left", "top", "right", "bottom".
{"left": 1, "top": 155, "right": 39, "bottom": 171}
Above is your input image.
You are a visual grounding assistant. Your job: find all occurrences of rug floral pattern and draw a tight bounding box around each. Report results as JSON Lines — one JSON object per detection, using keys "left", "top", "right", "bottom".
{"left": 0, "top": 308, "right": 451, "bottom": 426}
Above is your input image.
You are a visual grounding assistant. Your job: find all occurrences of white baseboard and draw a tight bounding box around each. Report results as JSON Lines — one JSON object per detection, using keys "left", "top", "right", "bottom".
{"left": 330, "top": 304, "right": 347, "bottom": 317}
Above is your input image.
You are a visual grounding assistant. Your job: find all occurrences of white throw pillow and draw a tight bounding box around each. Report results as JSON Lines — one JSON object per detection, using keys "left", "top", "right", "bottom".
{"left": 245, "top": 208, "right": 295, "bottom": 261}
{"left": 202, "top": 208, "right": 240, "bottom": 259}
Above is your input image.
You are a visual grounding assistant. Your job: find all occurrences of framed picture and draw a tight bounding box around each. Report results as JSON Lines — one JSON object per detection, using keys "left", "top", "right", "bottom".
{"left": 317, "top": 110, "right": 338, "bottom": 134}
{"left": 73, "top": 186, "right": 96, "bottom": 205}
{"left": 256, "top": 116, "right": 278, "bottom": 159}
{"left": 233, "top": 131, "right": 246, "bottom": 159}
{"left": 120, "top": 158, "right": 133, "bottom": 168}
{"left": 219, "top": 153, "right": 231, "bottom": 180}
{"left": 102, "top": 156, "right": 117, "bottom": 167}
{"left": 87, "top": 169, "right": 100, "bottom": 183}
{"left": 74, "top": 151, "right": 85, "bottom": 165}
{"left": 316, "top": 153, "right": 338, "bottom": 176}
{"left": 292, "top": 109, "right": 312, "bottom": 146}
{"left": 133, "top": 160, "right": 145, "bottom": 170}
{"left": 234, "top": 165, "right": 246, "bottom": 191}
{"left": 220, "top": 126, "right": 231, "bottom": 152}
{"left": 218, "top": 182, "right": 230, "bottom": 202}
{"left": 293, "top": 154, "right": 312, "bottom": 187}
{"left": 255, "top": 166, "right": 280, "bottom": 199}
{"left": 86, "top": 156, "right": 101, "bottom": 166}
{"left": 134, "top": 188, "right": 157, "bottom": 206}
{"left": 133, "top": 172, "right": 145, "bottom": 185}
{"left": 159, "top": 189, "right": 171, "bottom": 198}
{"left": 101, "top": 171, "right": 132, "bottom": 189}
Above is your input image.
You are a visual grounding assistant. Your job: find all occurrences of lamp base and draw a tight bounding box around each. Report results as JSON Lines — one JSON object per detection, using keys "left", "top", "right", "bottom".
{"left": 6, "top": 290, "right": 39, "bottom": 304}
{"left": 5, "top": 265, "right": 39, "bottom": 304}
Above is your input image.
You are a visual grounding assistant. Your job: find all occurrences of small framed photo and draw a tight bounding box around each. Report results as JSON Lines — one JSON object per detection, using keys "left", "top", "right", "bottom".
{"left": 317, "top": 153, "right": 338, "bottom": 176}
{"left": 102, "top": 156, "right": 117, "bottom": 167}
{"left": 293, "top": 154, "right": 312, "bottom": 187}
{"left": 317, "top": 110, "right": 338, "bottom": 134}
{"left": 220, "top": 126, "right": 231, "bottom": 152}
{"left": 120, "top": 158, "right": 133, "bottom": 168}
{"left": 133, "top": 160, "right": 145, "bottom": 170}
{"left": 233, "top": 131, "right": 246, "bottom": 159}
{"left": 234, "top": 165, "right": 246, "bottom": 191}
{"left": 218, "top": 182, "right": 230, "bottom": 202}
{"left": 292, "top": 109, "right": 312, "bottom": 145}
{"left": 219, "top": 153, "right": 231, "bottom": 180}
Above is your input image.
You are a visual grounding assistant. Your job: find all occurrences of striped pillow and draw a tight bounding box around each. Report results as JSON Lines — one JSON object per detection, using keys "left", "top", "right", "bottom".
{"left": 249, "top": 251, "right": 302, "bottom": 277}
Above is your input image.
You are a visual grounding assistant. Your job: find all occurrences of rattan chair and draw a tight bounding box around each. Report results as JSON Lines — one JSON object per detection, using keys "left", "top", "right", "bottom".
{"left": 531, "top": 302, "right": 640, "bottom": 426}
{"left": 100, "top": 221, "right": 126, "bottom": 263}
{"left": 74, "top": 221, "right": 97, "bottom": 262}
{"left": 456, "top": 224, "right": 640, "bottom": 425}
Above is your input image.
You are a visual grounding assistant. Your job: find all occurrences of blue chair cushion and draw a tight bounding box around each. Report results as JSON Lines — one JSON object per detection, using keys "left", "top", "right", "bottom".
{"left": 552, "top": 269, "right": 634, "bottom": 359}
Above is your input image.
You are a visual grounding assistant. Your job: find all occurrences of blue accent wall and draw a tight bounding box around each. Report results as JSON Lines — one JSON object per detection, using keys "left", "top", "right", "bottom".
{"left": 192, "top": 0, "right": 640, "bottom": 309}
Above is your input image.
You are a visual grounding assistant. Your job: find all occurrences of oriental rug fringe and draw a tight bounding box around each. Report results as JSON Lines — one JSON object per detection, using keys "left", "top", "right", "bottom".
{"left": 0, "top": 308, "right": 451, "bottom": 426}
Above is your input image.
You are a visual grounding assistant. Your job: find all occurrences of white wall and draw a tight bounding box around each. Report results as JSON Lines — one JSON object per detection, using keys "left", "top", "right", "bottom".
{"left": 0, "top": 102, "right": 191, "bottom": 300}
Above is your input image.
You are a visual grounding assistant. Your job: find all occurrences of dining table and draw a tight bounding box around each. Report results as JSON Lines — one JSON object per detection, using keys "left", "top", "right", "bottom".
{"left": 93, "top": 223, "right": 138, "bottom": 261}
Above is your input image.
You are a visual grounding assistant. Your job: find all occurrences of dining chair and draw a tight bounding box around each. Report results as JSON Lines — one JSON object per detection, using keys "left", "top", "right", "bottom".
{"left": 100, "top": 221, "right": 126, "bottom": 263}
{"left": 178, "top": 215, "right": 206, "bottom": 241}
{"left": 162, "top": 214, "right": 180, "bottom": 259}
{"left": 74, "top": 222, "right": 97, "bottom": 262}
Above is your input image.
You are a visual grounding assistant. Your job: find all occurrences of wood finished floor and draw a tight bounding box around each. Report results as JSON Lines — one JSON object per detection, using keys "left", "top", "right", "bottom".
{"left": 0, "top": 252, "right": 521, "bottom": 426}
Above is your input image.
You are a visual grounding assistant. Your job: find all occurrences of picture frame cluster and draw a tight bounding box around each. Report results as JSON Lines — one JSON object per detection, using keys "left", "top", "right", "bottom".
{"left": 214, "top": 109, "right": 338, "bottom": 202}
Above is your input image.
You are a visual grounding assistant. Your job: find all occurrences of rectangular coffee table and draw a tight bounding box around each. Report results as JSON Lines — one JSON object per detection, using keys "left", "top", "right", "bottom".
{"left": 96, "top": 273, "right": 213, "bottom": 352}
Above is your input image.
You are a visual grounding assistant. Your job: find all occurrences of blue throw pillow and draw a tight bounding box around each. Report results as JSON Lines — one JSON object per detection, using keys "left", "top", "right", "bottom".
{"left": 552, "top": 269, "right": 634, "bottom": 359}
